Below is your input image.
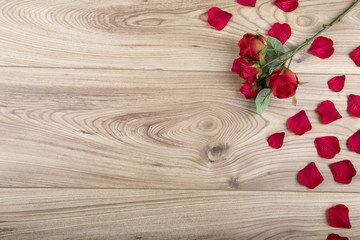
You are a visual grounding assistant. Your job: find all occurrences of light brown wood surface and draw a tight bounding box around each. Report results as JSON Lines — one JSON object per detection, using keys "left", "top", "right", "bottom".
{"left": 1, "top": 189, "right": 360, "bottom": 240}
{"left": 1, "top": 0, "right": 360, "bottom": 239}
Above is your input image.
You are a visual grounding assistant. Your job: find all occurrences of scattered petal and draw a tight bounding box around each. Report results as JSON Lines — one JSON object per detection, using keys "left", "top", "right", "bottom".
{"left": 298, "top": 162, "right": 323, "bottom": 189}
{"left": 348, "top": 94, "right": 360, "bottom": 118}
{"left": 207, "top": 7, "right": 232, "bottom": 31}
{"left": 237, "top": 0, "right": 256, "bottom": 7}
{"left": 288, "top": 110, "right": 312, "bottom": 135}
{"left": 315, "top": 136, "right": 341, "bottom": 159}
{"left": 328, "top": 204, "right": 351, "bottom": 229}
{"left": 348, "top": 129, "right": 360, "bottom": 153}
{"left": 274, "top": 0, "right": 298, "bottom": 12}
{"left": 351, "top": 46, "right": 360, "bottom": 67}
{"left": 317, "top": 100, "right": 342, "bottom": 124}
{"left": 309, "top": 36, "right": 334, "bottom": 59}
{"left": 328, "top": 75, "right": 345, "bottom": 92}
{"left": 330, "top": 160, "right": 357, "bottom": 184}
{"left": 240, "top": 83, "right": 260, "bottom": 99}
{"left": 327, "top": 233, "right": 349, "bottom": 240}
{"left": 267, "top": 132, "right": 285, "bottom": 149}
{"left": 268, "top": 23, "right": 291, "bottom": 44}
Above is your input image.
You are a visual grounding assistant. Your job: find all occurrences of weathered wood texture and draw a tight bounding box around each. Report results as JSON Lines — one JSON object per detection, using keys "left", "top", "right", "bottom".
{"left": 1, "top": 68, "right": 360, "bottom": 191}
{"left": 0, "top": 0, "right": 359, "bottom": 74}
{"left": 1, "top": 189, "right": 360, "bottom": 240}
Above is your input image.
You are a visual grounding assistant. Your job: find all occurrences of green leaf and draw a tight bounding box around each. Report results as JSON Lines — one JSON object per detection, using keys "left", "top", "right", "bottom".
{"left": 266, "top": 36, "right": 285, "bottom": 59}
{"left": 292, "top": 96, "right": 297, "bottom": 106}
{"left": 255, "top": 88, "right": 272, "bottom": 114}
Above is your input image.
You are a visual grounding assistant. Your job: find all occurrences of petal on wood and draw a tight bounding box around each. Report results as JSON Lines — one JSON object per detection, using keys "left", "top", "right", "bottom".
{"left": 288, "top": 110, "right": 312, "bottom": 135}
{"left": 237, "top": 0, "right": 256, "bottom": 7}
{"left": 315, "top": 136, "right": 340, "bottom": 159}
{"left": 330, "top": 160, "right": 356, "bottom": 184}
{"left": 268, "top": 23, "right": 291, "bottom": 44}
{"left": 298, "top": 162, "right": 324, "bottom": 189}
{"left": 328, "top": 204, "right": 351, "bottom": 229}
{"left": 267, "top": 132, "right": 285, "bottom": 149}
{"left": 274, "top": 0, "right": 298, "bottom": 12}
{"left": 309, "top": 36, "right": 334, "bottom": 59}
{"left": 328, "top": 75, "right": 345, "bottom": 92}
{"left": 317, "top": 100, "right": 342, "bottom": 124}
{"left": 207, "top": 7, "right": 232, "bottom": 31}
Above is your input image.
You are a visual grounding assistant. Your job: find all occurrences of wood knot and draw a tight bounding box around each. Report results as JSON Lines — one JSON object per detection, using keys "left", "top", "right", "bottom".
{"left": 205, "top": 143, "right": 229, "bottom": 163}
{"left": 196, "top": 116, "right": 221, "bottom": 135}
{"left": 228, "top": 177, "right": 240, "bottom": 189}
{"left": 296, "top": 16, "right": 313, "bottom": 27}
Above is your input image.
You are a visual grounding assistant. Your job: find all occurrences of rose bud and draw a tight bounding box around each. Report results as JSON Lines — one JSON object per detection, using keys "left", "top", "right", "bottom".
{"left": 238, "top": 33, "right": 267, "bottom": 61}
{"left": 240, "top": 63, "right": 261, "bottom": 84}
{"left": 269, "top": 68, "right": 298, "bottom": 99}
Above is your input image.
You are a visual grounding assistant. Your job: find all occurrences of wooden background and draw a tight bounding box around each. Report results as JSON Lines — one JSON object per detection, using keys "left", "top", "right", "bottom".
{"left": 1, "top": 0, "right": 360, "bottom": 239}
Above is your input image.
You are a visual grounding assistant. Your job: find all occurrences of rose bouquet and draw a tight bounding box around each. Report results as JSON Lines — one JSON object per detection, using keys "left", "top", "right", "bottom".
{"left": 208, "top": 0, "right": 360, "bottom": 114}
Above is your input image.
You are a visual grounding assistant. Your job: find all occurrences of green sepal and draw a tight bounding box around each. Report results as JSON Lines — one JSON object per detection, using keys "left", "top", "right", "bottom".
{"left": 259, "top": 47, "right": 267, "bottom": 66}
{"left": 251, "top": 85, "right": 258, "bottom": 91}
{"left": 256, "top": 71, "right": 262, "bottom": 79}
{"left": 299, "top": 81, "right": 309, "bottom": 85}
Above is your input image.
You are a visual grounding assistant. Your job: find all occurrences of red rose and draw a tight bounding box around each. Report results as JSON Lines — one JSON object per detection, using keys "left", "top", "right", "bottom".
{"left": 238, "top": 33, "right": 267, "bottom": 60}
{"left": 240, "top": 82, "right": 260, "bottom": 99}
{"left": 231, "top": 57, "right": 248, "bottom": 74}
{"left": 269, "top": 68, "right": 298, "bottom": 98}
{"left": 241, "top": 63, "right": 260, "bottom": 83}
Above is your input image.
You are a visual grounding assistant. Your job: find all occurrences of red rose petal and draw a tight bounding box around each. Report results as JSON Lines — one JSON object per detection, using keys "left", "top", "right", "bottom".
{"left": 288, "top": 110, "right": 312, "bottom": 135}
{"left": 232, "top": 57, "right": 247, "bottom": 74}
{"left": 315, "top": 136, "right": 340, "bottom": 159}
{"left": 330, "top": 160, "right": 357, "bottom": 184}
{"left": 268, "top": 23, "right": 291, "bottom": 44}
{"left": 328, "top": 75, "right": 345, "bottom": 92}
{"left": 298, "top": 162, "right": 323, "bottom": 189}
{"left": 237, "top": 0, "right": 256, "bottom": 7}
{"left": 207, "top": 7, "right": 232, "bottom": 31}
{"left": 327, "top": 233, "right": 349, "bottom": 240}
{"left": 328, "top": 204, "right": 351, "bottom": 229}
{"left": 317, "top": 100, "right": 342, "bottom": 124}
{"left": 309, "top": 36, "right": 334, "bottom": 59}
{"left": 240, "top": 83, "right": 260, "bottom": 99}
{"left": 348, "top": 94, "right": 360, "bottom": 118}
{"left": 267, "top": 132, "right": 285, "bottom": 149}
{"left": 348, "top": 129, "right": 360, "bottom": 153}
{"left": 274, "top": 0, "right": 298, "bottom": 12}
{"left": 351, "top": 46, "right": 360, "bottom": 67}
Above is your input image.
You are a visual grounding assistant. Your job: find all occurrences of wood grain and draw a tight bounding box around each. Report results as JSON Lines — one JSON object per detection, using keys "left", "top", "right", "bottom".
{"left": 0, "top": 0, "right": 359, "bottom": 74}
{"left": 1, "top": 188, "right": 360, "bottom": 240}
{"left": 1, "top": 67, "right": 360, "bottom": 191}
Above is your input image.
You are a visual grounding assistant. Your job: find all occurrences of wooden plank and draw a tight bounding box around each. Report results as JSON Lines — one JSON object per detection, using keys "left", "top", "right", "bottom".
{"left": 0, "top": 0, "right": 359, "bottom": 73}
{"left": 1, "top": 67, "right": 360, "bottom": 191}
{"left": 0, "top": 188, "right": 359, "bottom": 240}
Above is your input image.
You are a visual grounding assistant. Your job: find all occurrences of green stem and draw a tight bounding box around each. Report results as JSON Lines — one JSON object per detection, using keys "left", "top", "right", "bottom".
{"left": 261, "top": 0, "right": 360, "bottom": 70}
